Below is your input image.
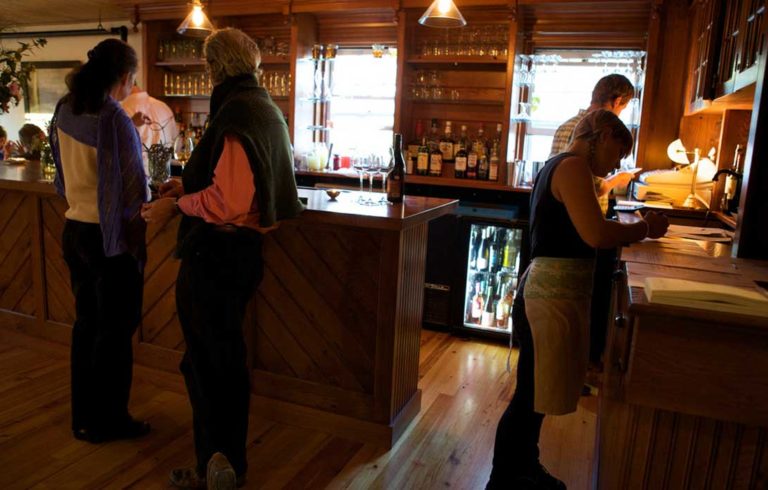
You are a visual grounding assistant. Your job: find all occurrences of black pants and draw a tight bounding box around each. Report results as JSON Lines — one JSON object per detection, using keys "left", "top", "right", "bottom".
{"left": 176, "top": 225, "right": 263, "bottom": 477}
{"left": 62, "top": 220, "right": 143, "bottom": 433}
{"left": 589, "top": 248, "right": 616, "bottom": 365}
{"left": 488, "top": 274, "right": 545, "bottom": 488}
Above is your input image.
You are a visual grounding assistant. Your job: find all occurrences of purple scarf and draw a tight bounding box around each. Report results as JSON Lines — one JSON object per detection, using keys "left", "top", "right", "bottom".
{"left": 50, "top": 96, "right": 147, "bottom": 268}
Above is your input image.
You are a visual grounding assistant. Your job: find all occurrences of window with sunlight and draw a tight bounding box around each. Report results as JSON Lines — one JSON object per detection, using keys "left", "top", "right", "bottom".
{"left": 327, "top": 47, "right": 397, "bottom": 159}
{"left": 514, "top": 49, "right": 645, "bottom": 168}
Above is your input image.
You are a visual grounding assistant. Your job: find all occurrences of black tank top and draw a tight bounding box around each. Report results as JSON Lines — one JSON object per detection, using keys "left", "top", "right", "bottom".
{"left": 529, "top": 153, "right": 595, "bottom": 259}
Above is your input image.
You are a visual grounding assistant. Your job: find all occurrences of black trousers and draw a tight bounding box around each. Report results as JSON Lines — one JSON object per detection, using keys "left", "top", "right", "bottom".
{"left": 62, "top": 220, "right": 143, "bottom": 433}
{"left": 589, "top": 248, "right": 616, "bottom": 365}
{"left": 487, "top": 274, "right": 545, "bottom": 488}
{"left": 176, "top": 225, "right": 263, "bottom": 477}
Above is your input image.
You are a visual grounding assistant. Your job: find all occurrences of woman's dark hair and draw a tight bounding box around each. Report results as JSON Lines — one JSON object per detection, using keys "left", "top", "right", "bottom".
{"left": 66, "top": 39, "right": 138, "bottom": 114}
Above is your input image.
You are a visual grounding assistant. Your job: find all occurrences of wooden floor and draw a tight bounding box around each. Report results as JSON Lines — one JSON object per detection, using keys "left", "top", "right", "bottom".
{"left": 0, "top": 328, "right": 596, "bottom": 489}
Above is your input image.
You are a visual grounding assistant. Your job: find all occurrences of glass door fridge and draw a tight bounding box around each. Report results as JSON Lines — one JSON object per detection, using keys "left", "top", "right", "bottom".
{"left": 454, "top": 206, "right": 529, "bottom": 341}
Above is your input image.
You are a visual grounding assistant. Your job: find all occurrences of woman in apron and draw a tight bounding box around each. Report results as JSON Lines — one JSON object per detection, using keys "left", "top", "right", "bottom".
{"left": 487, "top": 110, "right": 669, "bottom": 489}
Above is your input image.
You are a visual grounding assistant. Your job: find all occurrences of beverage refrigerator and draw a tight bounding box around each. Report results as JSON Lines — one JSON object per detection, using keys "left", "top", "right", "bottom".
{"left": 451, "top": 204, "right": 529, "bottom": 342}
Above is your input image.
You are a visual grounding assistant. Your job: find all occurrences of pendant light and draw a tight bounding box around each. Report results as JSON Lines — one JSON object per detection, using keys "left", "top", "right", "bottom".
{"left": 418, "top": 0, "right": 467, "bottom": 28}
{"left": 177, "top": 0, "right": 215, "bottom": 37}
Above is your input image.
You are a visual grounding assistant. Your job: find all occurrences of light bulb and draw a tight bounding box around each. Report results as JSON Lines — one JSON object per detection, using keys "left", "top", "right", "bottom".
{"left": 437, "top": 0, "right": 452, "bottom": 14}
{"left": 191, "top": 5, "right": 204, "bottom": 27}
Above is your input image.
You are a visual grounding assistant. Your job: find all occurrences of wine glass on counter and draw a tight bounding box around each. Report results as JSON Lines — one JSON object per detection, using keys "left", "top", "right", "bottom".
{"left": 366, "top": 155, "right": 381, "bottom": 205}
{"left": 173, "top": 131, "right": 194, "bottom": 169}
{"left": 353, "top": 156, "right": 371, "bottom": 204}
{"left": 379, "top": 153, "right": 393, "bottom": 204}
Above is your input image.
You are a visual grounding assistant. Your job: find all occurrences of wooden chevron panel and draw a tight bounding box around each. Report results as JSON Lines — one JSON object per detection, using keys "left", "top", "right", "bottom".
{"left": 140, "top": 215, "right": 183, "bottom": 351}
{"left": 0, "top": 191, "right": 36, "bottom": 318}
{"left": 252, "top": 221, "right": 380, "bottom": 398}
{"left": 41, "top": 197, "right": 74, "bottom": 325}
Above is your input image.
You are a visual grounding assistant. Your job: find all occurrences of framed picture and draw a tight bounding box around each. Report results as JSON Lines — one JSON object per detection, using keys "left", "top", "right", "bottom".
{"left": 23, "top": 61, "right": 81, "bottom": 114}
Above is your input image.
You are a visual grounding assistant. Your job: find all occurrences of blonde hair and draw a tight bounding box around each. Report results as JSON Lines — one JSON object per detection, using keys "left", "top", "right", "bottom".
{"left": 572, "top": 109, "right": 634, "bottom": 159}
{"left": 204, "top": 28, "right": 261, "bottom": 84}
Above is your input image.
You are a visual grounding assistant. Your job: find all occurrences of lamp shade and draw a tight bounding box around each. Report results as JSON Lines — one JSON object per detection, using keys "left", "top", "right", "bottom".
{"left": 666, "top": 138, "right": 690, "bottom": 164}
{"left": 418, "top": 0, "right": 467, "bottom": 28}
{"left": 177, "top": 0, "right": 214, "bottom": 37}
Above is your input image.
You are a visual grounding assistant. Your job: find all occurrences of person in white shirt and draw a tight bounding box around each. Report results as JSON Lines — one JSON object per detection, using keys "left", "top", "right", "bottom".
{"left": 121, "top": 85, "right": 179, "bottom": 171}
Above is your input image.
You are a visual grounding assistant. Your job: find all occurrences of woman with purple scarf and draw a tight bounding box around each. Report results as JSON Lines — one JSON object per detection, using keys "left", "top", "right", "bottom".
{"left": 49, "top": 39, "right": 150, "bottom": 444}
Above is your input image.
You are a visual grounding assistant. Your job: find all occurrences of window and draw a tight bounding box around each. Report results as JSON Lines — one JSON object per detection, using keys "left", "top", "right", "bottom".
{"left": 512, "top": 49, "right": 645, "bottom": 168}
{"left": 326, "top": 47, "right": 397, "bottom": 158}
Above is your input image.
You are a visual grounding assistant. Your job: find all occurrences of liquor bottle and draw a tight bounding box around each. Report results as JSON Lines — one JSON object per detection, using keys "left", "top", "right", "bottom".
{"left": 470, "top": 280, "right": 484, "bottom": 323}
{"left": 481, "top": 278, "right": 496, "bottom": 327}
{"left": 387, "top": 133, "right": 405, "bottom": 203}
{"left": 469, "top": 228, "right": 480, "bottom": 269}
{"left": 476, "top": 228, "right": 489, "bottom": 271}
{"left": 427, "top": 119, "right": 440, "bottom": 152}
{"left": 475, "top": 126, "right": 489, "bottom": 180}
{"left": 503, "top": 230, "right": 518, "bottom": 269}
{"left": 439, "top": 121, "right": 455, "bottom": 163}
{"left": 454, "top": 125, "right": 469, "bottom": 179}
{"left": 492, "top": 123, "right": 503, "bottom": 155}
{"left": 467, "top": 137, "right": 478, "bottom": 179}
{"left": 488, "top": 139, "right": 500, "bottom": 182}
{"left": 495, "top": 282, "right": 512, "bottom": 328}
{"left": 488, "top": 229, "right": 500, "bottom": 273}
{"left": 407, "top": 120, "right": 425, "bottom": 175}
{"left": 417, "top": 137, "right": 430, "bottom": 176}
{"left": 429, "top": 136, "right": 443, "bottom": 177}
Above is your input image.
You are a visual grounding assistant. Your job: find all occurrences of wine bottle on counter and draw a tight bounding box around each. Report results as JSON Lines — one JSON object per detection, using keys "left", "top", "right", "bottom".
{"left": 387, "top": 133, "right": 405, "bottom": 204}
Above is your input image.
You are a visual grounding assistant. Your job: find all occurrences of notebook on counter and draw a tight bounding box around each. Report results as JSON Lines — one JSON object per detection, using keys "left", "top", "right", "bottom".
{"left": 644, "top": 277, "right": 768, "bottom": 317}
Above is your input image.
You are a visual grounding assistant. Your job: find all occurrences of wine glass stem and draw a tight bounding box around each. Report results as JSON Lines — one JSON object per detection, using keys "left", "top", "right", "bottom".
{"left": 358, "top": 172, "right": 364, "bottom": 193}
{"left": 368, "top": 174, "right": 374, "bottom": 196}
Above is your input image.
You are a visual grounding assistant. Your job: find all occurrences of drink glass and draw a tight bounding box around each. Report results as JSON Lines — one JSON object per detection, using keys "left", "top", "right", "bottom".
{"left": 352, "top": 156, "right": 370, "bottom": 203}
{"left": 173, "top": 134, "right": 194, "bottom": 169}
{"left": 366, "top": 155, "right": 381, "bottom": 205}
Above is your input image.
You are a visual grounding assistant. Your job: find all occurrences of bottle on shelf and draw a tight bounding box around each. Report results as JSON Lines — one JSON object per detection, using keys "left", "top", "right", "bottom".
{"left": 427, "top": 119, "right": 440, "bottom": 152}
{"left": 439, "top": 120, "right": 455, "bottom": 163}
{"left": 387, "top": 133, "right": 406, "bottom": 203}
{"left": 495, "top": 282, "right": 512, "bottom": 329}
{"left": 481, "top": 277, "right": 496, "bottom": 328}
{"left": 429, "top": 134, "right": 443, "bottom": 177}
{"left": 488, "top": 139, "right": 500, "bottom": 182}
{"left": 469, "top": 227, "right": 480, "bottom": 270}
{"left": 477, "top": 228, "right": 489, "bottom": 271}
{"left": 407, "top": 120, "right": 425, "bottom": 175}
{"left": 454, "top": 125, "right": 469, "bottom": 179}
{"left": 488, "top": 229, "right": 500, "bottom": 273}
{"left": 475, "top": 126, "right": 489, "bottom": 180}
{"left": 417, "top": 137, "right": 430, "bottom": 176}
{"left": 502, "top": 229, "right": 518, "bottom": 269}
{"left": 492, "top": 123, "right": 503, "bottom": 155}
{"left": 470, "top": 279, "right": 484, "bottom": 324}
{"left": 467, "top": 134, "right": 478, "bottom": 179}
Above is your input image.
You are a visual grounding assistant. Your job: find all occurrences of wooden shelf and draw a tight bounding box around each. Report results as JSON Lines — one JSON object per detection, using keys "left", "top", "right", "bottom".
{"left": 162, "top": 94, "right": 210, "bottom": 99}
{"left": 409, "top": 98, "right": 504, "bottom": 106}
{"left": 406, "top": 56, "right": 508, "bottom": 65}
{"left": 155, "top": 60, "right": 205, "bottom": 68}
{"left": 406, "top": 174, "right": 529, "bottom": 192}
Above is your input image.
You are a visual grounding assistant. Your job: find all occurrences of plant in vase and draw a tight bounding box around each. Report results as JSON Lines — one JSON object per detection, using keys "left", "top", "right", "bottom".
{"left": 0, "top": 36, "right": 47, "bottom": 114}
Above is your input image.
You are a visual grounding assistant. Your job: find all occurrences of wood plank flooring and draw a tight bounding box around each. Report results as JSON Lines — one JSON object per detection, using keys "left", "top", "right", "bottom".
{"left": 0, "top": 328, "right": 596, "bottom": 489}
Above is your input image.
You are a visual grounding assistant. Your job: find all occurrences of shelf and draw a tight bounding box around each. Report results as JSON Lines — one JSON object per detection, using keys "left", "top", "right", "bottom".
{"left": 407, "top": 56, "right": 508, "bottom": 65}
{"left": 409, "top": 98, "right": 504, "bottom": 106}
{"left": 162, "top": 94, "right": 210, "bottom": 99}
{"left": 406, "top": 174, "right": 530, "bottom": 192}
{"left": 462, "top": 322, "right": 511, "bottom": 334}
{"left": 261, "top": 55, "right": 291, "bottom": 64}
{"left": 156, "top": 60, "right": 206, "bottom": 68}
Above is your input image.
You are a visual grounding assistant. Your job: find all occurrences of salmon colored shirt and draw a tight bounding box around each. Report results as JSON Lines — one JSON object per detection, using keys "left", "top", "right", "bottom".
{"left": 177, "top": 135, "right": 275, "bottom": 232}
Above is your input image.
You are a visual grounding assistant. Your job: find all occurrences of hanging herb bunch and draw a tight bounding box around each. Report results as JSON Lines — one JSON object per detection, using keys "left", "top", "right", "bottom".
{"left": 0, "top": 37, "right": 47, "bottom": 113}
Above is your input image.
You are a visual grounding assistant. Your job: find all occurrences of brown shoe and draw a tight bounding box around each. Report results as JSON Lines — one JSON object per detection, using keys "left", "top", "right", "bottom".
{"left": 207, "top": 452, "right": 237, "bottom": 490}
{"left": 169, "top": 467, "right": 205, "bottom": 489}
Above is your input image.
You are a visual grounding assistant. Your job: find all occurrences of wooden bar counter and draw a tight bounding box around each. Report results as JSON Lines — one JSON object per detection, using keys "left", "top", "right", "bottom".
{"left": 0, "top": 160, "right": 457, "bottom": 447}
{"left": 596, "top": 214, "right": 768, "bottom": 488}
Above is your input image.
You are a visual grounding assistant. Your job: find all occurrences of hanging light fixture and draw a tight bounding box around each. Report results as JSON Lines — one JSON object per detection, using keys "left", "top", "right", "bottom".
{"left": 418, "top": 0, "right": 467, "bottom": 28}
{"left": 177, "top": 0, "right": 215, "bottom": 37}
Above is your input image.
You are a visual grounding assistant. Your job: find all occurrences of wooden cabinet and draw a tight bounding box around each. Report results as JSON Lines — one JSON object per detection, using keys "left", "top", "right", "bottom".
{"left": 143, "top": 16, "right": 292, "bottom": 135}
{"left": 397, "top": 8, "right": 515, "bottom": 186}
{"left": 686, "top": 0, "right": 723, "bottom": 112}
{"left": 715, "top": 0, "right": 768, "bottom": 97}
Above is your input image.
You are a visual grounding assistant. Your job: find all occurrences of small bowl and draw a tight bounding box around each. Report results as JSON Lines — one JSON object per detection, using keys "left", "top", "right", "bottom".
{"left": 325, "top": 189, "right": 341, "bottom": 200}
